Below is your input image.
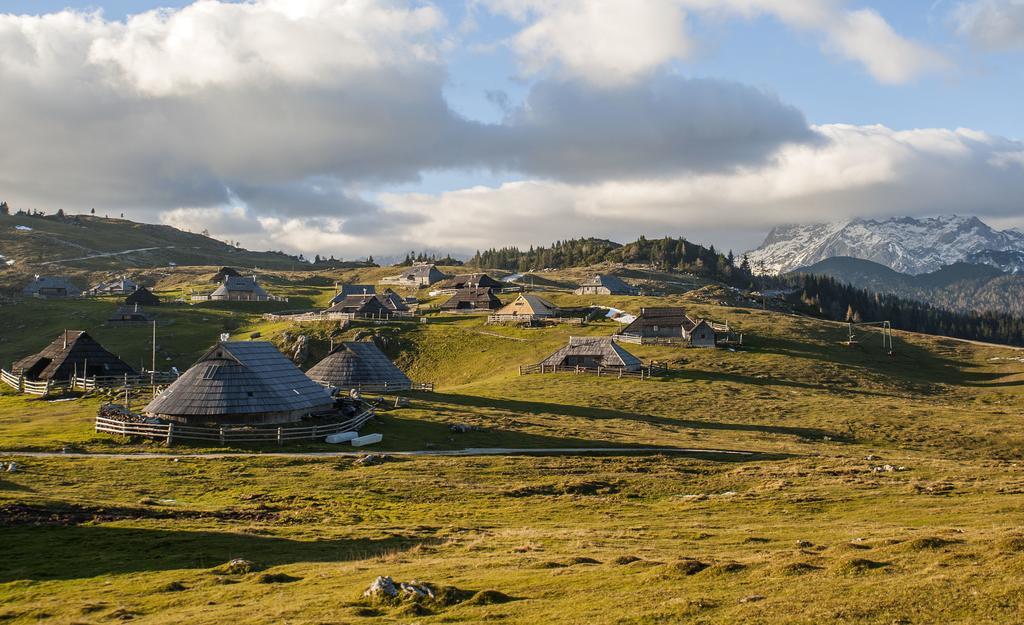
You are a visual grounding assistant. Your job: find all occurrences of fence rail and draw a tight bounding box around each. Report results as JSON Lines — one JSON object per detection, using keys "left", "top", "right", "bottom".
{"left": 262, "top": 310, "right": 417, "bottom": 323}
{"left": 518, "top": 363, "right": 665, "bottom": 380}
{"left": 324, "top": 381, "right": 434, "bottom": 393}
{"left": 1, "top": 369, "right": 179, "bottom": 396}
{"left": 94, "top": 404, "right": 376, "bottom": 444}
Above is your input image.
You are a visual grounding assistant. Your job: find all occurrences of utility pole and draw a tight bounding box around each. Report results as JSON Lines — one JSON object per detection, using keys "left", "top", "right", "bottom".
{"left": 151, "top": 320, "right": 157, "bottom": 399}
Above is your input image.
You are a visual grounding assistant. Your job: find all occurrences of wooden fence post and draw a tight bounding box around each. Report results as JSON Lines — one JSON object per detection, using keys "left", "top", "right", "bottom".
{"left": 219, "top": 426, "right": 225, "bottom": 445}
{"left": 312, "top": 425, "right": 318, "bottom": 440}
{"left": 277, "top": 427, "right": 283, "bottom": 445}
{"left": 166, "top": 422, "right": 175, "bottom": 446}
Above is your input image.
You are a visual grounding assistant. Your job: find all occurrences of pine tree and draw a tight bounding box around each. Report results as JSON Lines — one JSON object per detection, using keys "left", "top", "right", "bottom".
{"left": 0, "top": 201, "right": 8, "bottom": 216}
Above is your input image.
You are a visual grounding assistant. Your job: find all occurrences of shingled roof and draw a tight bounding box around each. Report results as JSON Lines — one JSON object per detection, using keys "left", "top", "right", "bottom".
{"left": 144, "top": 341, "right": 334, "bottom": 425}
{"left": 494, "top": 294, "right": 559, "bottom": 318}
{"left": 440, "top": 273, "right": 503, "bottom": 290}
{"left": 12, "top": 330, "right": 135, "bottom": 381}
{"left": 329, "top": 285, "right": 376, "bottom": 305}
{"left": 621, "top": 307, "right": 691, "bottom": 334}
{"left": 306, "top": 342, "right": 412, "bottom": 390}
{"left": 125, "top": 287, "right": 161, "bottom": 307}
{"left": 574, "top": 274, "right": 637, "bottom": 295}
{"left": 325, "top": 294, "right": 389, "bottom": 315}
{"left": 538, "top": 336, "right": 642, "bottom": 371}
{"left": 22, "top": 276, "right": 82, "bottom": 298}
{"left": 210, "top": 275, "right": 270, "bottom": 300}
{"left": 440, "top": 287, "right": 502, "bottom": 311}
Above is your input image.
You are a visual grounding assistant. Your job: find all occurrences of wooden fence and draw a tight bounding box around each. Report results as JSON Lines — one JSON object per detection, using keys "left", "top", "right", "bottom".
{"left": 262, "top": 310, "right": 417, "bottom": 323}
{"left": 1, "top": 369, "right": 178, "bottom": 396}
{"left": 329, "top": 382, "right": 434, "bottom": 393}
{"left": 517, "top": 363, "right": 666, "bottom": 380}
{"left": 95, "top": 404, "right": 376, "bottom": 445}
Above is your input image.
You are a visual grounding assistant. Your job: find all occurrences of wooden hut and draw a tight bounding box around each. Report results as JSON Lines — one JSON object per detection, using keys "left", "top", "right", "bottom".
{"left": 125, "top": 287, "right": 161, "bottom": 307}
{"left": 326, "top": 293, "right": 389, "bottom": 316}
{"left": 377, "top": 289, "right": 410, "bottom": 312}
{"left": 619, "top": 307, "right": 720, "bottom": 347}
{"left": 107, "top": 304, "right": 153, "bottom": 326}
{"left": 491, "top": 294, "right": 559, "bottom": 322}
{"left": 329, "top": 284, "right": 375, "bottom": 305}
{"left": 211, "top": 267, "right": 242, "bottom": 283}
{"left": 380, "top": 263, "right": 447, "bottom": 287}
{"left": 440, "top": 288, "right": 502, "bottom": 312}
{"left": 22, "top": 276, "right": 82, "bottom": 299}
{"left": 208, "top": 275, "right": 271, "bottom": 301}
{"left": 144, "top": 341, "right": 334, "bottom": 425}
{"left": 86, "top": 277, "right": 138, "bottom": 296}
{"left": 573, "top": 274, "right": 638, "bottom": 296}
{"left": 440, "top": 273, "right": 503, "bottom": 290}
{"left": 538, "top": 337, "right": 641, "bottom": 372}
{"left": 11, "top": 330, "right": 135, "bottom": 381}
{"left": 306, "top": 342, "right": 412, "bottom": 391}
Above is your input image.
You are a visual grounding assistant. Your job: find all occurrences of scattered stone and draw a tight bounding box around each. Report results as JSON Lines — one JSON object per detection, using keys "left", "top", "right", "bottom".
{"left": 449, "top": 423, "right": 475, "bottom": 433}
{"left": 872, "top": 464, "right": 909, "bottom": 473}
{"left": 796, "top": 539, "right": 814, "bottom": 548}
{"left": 354, "top": 454, "right": 392, "bottom": 467}
{"left": 214, "top": 558, "right": 259, "bottom": 575}
{"left": 363, "top": 576, "right": 398, "bottom": 600}
{"left": 2, "top": 462, "right": 18, "bottom": 473}
{"left": 740, "top": 594, "right": 766, "bottom": 603}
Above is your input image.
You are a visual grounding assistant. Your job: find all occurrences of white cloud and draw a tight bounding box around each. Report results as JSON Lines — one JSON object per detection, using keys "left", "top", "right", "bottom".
{"left": 480, "top": 0, "right": 948, "bottom": 85}
{"left": 952, "top": 0, "right": 1024, "bottom": 51}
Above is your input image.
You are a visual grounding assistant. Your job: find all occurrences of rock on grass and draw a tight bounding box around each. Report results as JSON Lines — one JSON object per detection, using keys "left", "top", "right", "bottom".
{"left": 213, "top": 559, "right": 260, "bottom": 575}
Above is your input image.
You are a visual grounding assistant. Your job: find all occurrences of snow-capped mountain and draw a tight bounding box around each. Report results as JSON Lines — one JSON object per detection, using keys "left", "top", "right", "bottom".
{"left": 965, "top": 249, "right": 1024, "bottom": 275}
{"left": 746, "top": 216, "right": 1024, "bottom": 275}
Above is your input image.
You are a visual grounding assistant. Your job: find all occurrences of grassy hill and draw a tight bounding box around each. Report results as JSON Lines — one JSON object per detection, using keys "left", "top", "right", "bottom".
{"left": 0, "top": 212, "right": 338, "bottom": 274}
{"left": 1, "top": 269, "right": 1023, "bottom": 623}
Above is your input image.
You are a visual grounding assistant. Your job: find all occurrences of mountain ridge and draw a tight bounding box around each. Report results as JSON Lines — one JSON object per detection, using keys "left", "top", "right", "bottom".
{"left": 747, "top": 215, "right": 1024, "bottom": 275}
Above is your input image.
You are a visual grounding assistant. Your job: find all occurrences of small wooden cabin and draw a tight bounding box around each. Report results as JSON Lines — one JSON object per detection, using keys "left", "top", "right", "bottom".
{"left": 22, "top": 276, "right": 82, "bottom": 299}
{"left": 440, "top": 288, "right": 502, "bottom": 312}
{"left": 326, "top": 294, "right": 389, "bottom": 316}
{"left": 440, "top": 273, "right": 503, "bottom": 290}
{"left": 209, "top": 275, "right": 271, "bottom": 301}
{"left": 107, "top": 304, "right": 153, "bottom": 326}
{"left": 619, "top": 307, "right": 720, "bottom": 347}
{"left": 86, "top": 277, "right": 138, "bottom": 296}
{"left": 11, "top": 330, "right": 135, "bottom": 381}
{"left": 125, "top": 287, "right": 161, "bottom": 307}
{"left": 329, "top": 284, "right": 376, "bottom": 306}
{"left": 380, "top": 263, "right": 447, "bottom": 287}
{"left": 144, "top": 341, "right": 334, "bottom": 425}
{"left": 573, "top": 275, "right": 638, "bottom": 296}
{"left": 538, "top": 337, "right": 642, "bottom": 371}
{"left": 492, "top": 294, "right": 559, "bottom": 322}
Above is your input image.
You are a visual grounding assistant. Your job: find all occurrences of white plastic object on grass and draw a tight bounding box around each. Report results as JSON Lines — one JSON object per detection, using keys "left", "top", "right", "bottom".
{"left": 351, "top": 433, "right": 383, "bottom": 447}
{"left": 324, "top": 431, "right": 359, "bottom": 444}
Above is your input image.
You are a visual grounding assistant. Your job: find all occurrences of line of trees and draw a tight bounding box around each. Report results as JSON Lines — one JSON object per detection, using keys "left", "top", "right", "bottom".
{"left": 786, "top": 274, "right": 1024, "bottom": 346}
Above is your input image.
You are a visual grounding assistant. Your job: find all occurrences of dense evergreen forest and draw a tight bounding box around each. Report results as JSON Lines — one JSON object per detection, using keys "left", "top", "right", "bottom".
{"left": 786, "top": 274, "right": 1024, "bottom": 347}
{"left": 468, "top": 236, "right": 752, "bottom": 286}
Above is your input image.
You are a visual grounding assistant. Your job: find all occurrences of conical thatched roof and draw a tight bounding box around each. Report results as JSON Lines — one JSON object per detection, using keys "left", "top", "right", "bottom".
{"left": 145, "top": 341, "right": 334, "bottom": 424}
{"left": 12, "top": 330, "right": 135, "bottom": 380}
{"left": 538, "top": 336, "right": 642, "bottom": 371}
{"left": 125, "top": 287, "right": 161, "bottom": 306}
{"left": 306, "top": 342, "right": 411, "bottom": 390}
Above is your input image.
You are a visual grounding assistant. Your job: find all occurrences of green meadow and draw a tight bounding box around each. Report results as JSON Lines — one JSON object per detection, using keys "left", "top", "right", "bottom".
{"left": 1, "top": 266, "right": 1023, "bottom": 623}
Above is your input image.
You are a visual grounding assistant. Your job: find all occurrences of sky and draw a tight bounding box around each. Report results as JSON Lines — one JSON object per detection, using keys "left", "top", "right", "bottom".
{"left": 0, "top": 0, "right": 1023, "bottom": 260}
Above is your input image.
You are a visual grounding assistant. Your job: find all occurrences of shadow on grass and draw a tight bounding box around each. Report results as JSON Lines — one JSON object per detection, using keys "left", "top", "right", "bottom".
{"left": 412, "top": 392, "right": 844, "bottom": 442}
{"left": 0, "top": 523, "right": 434, "bottom": 582}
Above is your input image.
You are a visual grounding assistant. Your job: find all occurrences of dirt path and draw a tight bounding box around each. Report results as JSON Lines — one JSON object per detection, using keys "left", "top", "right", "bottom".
{"left": 37, "top": 246, "right": 174, "bottom": 266}
{"left": 0, "top": 446, "right": 756, "bottom": 459}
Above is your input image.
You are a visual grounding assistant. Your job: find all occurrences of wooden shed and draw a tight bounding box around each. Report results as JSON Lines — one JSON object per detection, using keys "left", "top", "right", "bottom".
{"left": 306, "top": 342, "right": 412, "bottom": 391}
{"left": 325, "top": 293, "right": 389, "bottom": 316}
{"left": 86, "top": 277, "right": 138, "bottom": 296}
{"left": 22, "top": 276, "right": 82, "bottom": 299}
{"left": 209, "top": 275, "right": 271, "bottom": 301}
{"left": 380, "top": 263, "right": 447, "bottom": 287}
{"left": 107, "top": 304, "right": 153, "bottom": 326}
{"left": 329, "top": 284, "right": 376, "bottom": 305}
{"left": 573, "top": 274, "right": 638, "bottom": 296}
{"left": 440, "top": 273, "right": 503, "bottom": 290}
{"left": 12, "top": 330, "right": 135, "bottom": 381}
{"left": 492, "top": 294, "right": 559, "bottom": 322}
{"left": 440, "top": 288, "right": 502, "bottom": 312}
{"left": 620, "top": 307, "right": 688, "bottom": 339}
{"left": 144, "top": 341, "right": 334, "bottom": 425}
{"left": 538, "top": 337, "right": 642, "bottom": 371}
{"left": 125, "top": 287, "right": 160, "bottom": 307}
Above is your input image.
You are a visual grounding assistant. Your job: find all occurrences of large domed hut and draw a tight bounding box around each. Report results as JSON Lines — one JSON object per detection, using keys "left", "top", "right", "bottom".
{"left": 145, "top": 341, "right": 334, "bottom": 425}
{"left": 306, "top": 342, "right": 412, "bottom": 392}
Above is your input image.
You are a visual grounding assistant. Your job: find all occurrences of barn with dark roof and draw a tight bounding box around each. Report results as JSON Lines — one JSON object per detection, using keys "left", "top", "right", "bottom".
{"left": 440, "top": 288, "right": 502, "bottom": 312}
{"left": 537, "top": 337, "right": 642, "bottom": 371}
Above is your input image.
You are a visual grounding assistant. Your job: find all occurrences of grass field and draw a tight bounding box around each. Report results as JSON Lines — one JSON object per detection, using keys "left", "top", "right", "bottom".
{"left": 1, "top": 267, "right": 1023, "bottom": 623}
